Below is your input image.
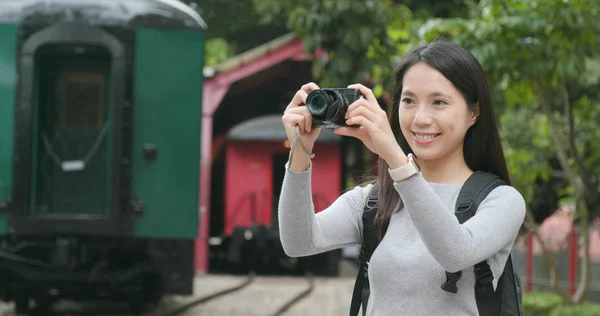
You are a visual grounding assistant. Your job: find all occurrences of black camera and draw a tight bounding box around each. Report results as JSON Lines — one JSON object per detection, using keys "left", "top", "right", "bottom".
{"left": 305, "top": 88, "right": 362, "bottom": 128}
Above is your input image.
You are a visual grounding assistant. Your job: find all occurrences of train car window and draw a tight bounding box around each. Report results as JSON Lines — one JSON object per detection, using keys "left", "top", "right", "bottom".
{"left": 59, "top": 71, "right": 106, "bottom": 130}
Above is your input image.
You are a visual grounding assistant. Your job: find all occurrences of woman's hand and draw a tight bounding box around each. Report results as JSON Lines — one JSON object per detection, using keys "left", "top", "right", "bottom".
{"left": 334, "top": 83, "right": 408, "bottom": 169}
{"left": 281, "top": 82, "right": 322, "bottom": 171}
{"left": 282, "top": 82, "right": 322, "bottom": 147}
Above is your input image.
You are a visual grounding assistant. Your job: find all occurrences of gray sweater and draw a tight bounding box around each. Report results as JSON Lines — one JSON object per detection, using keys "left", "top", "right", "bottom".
{"left": 278, "top": 162, "right": 526, "bottom": 316}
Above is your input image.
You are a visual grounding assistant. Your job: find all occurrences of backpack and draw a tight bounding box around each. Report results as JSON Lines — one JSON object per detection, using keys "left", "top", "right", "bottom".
{"left": 349, "top": 171, "right": 523, "bottom": 316}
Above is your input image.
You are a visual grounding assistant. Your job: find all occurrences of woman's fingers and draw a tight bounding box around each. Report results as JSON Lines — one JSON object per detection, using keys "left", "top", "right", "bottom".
{"left": 347, "top": 83, "right": 377, "bottom": 103}
{"left": 301, "top": 82, "right": 320, "bottom": 93}
{"left": 346, "top": 115, "right": 374, "bottom": 130}
{"left": 346, "top": 83, "right": 386, "bottom": 116}
{"left": 284, "top": 106, "right": 313, "bottom": 132}
{"left": 287, "top": 89, "right": 308, "bottom": 109}
{"left": 282, "top": 112, "right": 307, "bottom": 134}
{"left": 286, "top": 82, "right": 321, "bottom": 109}
{"left": 334, "top": 126, "right": 371, "bottom": 146}
{"left": 346, "top": 102, "right": 379, "bottom": 124}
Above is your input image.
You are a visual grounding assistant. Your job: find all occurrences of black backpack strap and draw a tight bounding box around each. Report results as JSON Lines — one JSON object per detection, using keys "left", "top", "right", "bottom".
{"left": 441, "top": 171, "right": 506, "bottom": 294}
{"left": 349, "top": 182, "right": 379, "bottom": 316}
{"left": 500, "top": 253, "right": 524, "bottom": 316}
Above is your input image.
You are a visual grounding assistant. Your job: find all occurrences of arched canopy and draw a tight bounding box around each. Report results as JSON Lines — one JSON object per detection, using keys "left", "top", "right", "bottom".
{"left": 0, "top": 0, "right": 206, "bottom": 29}
{"left": 227, "top": 114, "right": 341, "bottom": 143}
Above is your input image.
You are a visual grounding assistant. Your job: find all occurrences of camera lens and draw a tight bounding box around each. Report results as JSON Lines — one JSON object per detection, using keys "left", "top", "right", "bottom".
{"left": 306, "top": 90, "right": 332, "bottom": 116}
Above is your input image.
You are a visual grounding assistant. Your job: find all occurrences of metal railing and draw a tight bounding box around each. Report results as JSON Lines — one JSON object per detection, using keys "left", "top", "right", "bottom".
{"left": 512, "top": 224, "right": 600, "bottom": 303}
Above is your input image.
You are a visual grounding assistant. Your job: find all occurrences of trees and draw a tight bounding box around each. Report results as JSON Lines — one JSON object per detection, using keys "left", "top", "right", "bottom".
{"left": 186, "top": 0, "right": 290, "bottom": 66}
{"left": 252, "top": 0, "right": 411, "bottom": 89}
{"left": 250, "top": 0, "right": 469, "bottom": 91}
{"left": 415, "top": 0, "right": 600, "bottom": 304}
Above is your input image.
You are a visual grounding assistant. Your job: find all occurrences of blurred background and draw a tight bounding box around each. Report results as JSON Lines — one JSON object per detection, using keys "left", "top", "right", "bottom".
{"left": 0, "top": 0, "right": 598, "bottom": 315}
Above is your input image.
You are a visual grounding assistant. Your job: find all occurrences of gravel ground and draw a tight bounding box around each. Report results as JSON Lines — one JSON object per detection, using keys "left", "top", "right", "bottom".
{"left": 157, "top": 274, "right": 356, "bottom": 316}
{"left": 0, "top": 272, "right": 357, "bottom": 316}
{"left": 280, "top": 277, "right": 355, "bottom": 316}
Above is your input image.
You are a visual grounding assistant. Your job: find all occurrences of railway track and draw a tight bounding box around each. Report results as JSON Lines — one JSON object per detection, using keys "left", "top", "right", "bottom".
{"left": 160, "top": 272, "right": 315, "bottom": 316}
{"left": 0, "top": 273, "right": 320, "bottom": 316}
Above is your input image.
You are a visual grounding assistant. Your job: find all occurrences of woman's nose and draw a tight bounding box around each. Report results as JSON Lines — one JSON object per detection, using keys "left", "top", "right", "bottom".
{"left": 413, "top": 106, "right": 433, "bottom": 127}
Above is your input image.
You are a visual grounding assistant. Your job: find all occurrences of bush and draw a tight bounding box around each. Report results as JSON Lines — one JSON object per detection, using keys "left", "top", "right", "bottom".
{"left": 550, "top": 302, "right": 600, "bottom": 316}
{"left": 523, "top": 291, "right": 564, "bottom": 316}
{"left": 522, "top": 291, "right": 600, "bottom": 316}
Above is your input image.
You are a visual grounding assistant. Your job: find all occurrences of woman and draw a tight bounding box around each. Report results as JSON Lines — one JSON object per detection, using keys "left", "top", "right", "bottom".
{"left": 279, "top": 41, "right": 526, "bottom": 315}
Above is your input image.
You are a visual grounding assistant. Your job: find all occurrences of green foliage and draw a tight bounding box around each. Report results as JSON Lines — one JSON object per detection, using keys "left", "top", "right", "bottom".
{"left": 250, "top": 0, "right": 472, "bottom": 92}
{"left": 252, "top": 0, "right": 412, "bottom": 89}
{"left": 573, "top": 86, "right": 600, "bottom": 175}
{"left": 395, "top": 0, "right": 469, "bottom": 19}
{"left": 204, "top": 38, "right": 232, "bottom": 66}
{"left": 499, "top": 107, "right": 553, "bottom": 203}
{"left": 415, "top": 0, "right": 599, "bottom": 84}
{"left": 412, "top": 0, "right": 600, "bottom": 117}
{"left": 187, "top": 0, "right": 289, "bottom": 56}
{"left": 550, "top": 302, "right": 600, "bottom": 316}
{"left": 523, "top": 291, "right": 600, "bottom": 316}
{"left": 523, "top": 291, "right": 564, "bottom": 316}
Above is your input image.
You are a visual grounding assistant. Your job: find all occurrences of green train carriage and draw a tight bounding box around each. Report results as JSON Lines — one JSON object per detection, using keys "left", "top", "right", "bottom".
{"left": 0, "top": 0, "right": 205, "bottom": 312}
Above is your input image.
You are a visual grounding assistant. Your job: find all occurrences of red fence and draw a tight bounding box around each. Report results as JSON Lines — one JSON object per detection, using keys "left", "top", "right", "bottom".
{"left": 512, "top": 221, "right": 600, "bottom": 302}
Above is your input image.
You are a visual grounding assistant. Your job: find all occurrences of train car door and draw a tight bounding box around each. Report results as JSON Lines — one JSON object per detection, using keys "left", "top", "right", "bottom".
{"left": 11, "top": 22, "right": 127, "bottom": 236}
{"left": 32, "top": 46, "right": 112, "bottom": 215}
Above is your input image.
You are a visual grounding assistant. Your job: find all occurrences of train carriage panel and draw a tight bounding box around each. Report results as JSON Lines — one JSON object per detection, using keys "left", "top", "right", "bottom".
{"left": 305, "top": 143, "right": 342, "bottom": 212}
{"left": 217, "top": 114, "right": 344, "bottom": 275}
{"left": 0, "top": 23, "right": 17, "bottom": 235}
{"left": 224, "top": 141, "right": 273, "bottom": 235}
{"left": 224, "top": 140, "right": 342, "bottom": 234}
{"left": 131, "top": 28, "right": 205, "bottom": 239}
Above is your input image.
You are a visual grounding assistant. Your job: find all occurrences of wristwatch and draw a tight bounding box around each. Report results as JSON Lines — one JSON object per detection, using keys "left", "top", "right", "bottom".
{"left": 388, "top": 153, "right": 419, "bottom": 182}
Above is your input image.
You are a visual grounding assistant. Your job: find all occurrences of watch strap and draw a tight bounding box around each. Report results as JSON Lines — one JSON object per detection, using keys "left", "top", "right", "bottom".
{"left": 388, "top": 154, "right": 419, "bottom": 182}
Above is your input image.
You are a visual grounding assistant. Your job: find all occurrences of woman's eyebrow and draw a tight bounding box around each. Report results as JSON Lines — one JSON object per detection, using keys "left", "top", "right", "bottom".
{"left": 401, "top": 90, "right": 451, "bottom": 98}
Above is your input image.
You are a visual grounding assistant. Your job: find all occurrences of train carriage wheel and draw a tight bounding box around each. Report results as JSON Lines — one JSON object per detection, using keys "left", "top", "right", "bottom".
{"left": 130, "top": 271, "right": 165, "bottom": 315}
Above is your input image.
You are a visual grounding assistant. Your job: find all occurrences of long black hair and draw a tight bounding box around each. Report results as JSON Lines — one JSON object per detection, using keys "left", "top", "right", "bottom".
{"left": 372, "top": 40, "right": 511, "bottom": 240}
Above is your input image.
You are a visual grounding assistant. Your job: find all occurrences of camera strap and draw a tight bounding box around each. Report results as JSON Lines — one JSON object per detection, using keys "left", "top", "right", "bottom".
{"left": 288, "top": 125, "right": 315, "bottom": 167}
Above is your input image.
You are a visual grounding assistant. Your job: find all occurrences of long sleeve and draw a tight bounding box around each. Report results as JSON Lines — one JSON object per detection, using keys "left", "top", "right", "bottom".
{"left": 277, "top": 162, "right": 370, "bottom": 257}
{"left": 393, "top": 172, "right": 526, "bottom": 273}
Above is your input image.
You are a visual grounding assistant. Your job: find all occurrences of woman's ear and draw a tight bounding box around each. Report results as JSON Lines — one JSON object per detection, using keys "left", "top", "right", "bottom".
{"left": 470, "top": 103, "right": 480, "bottom": 126}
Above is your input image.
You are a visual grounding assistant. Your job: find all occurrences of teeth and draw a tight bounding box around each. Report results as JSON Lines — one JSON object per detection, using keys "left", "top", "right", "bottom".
{"left": 415, "top": 134, "right": 437, "bottom": 140}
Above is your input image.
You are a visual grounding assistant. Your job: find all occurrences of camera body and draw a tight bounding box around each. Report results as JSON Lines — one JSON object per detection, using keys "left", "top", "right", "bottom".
{"left": 305, "top": 88, "right": 362, "bottom": 128}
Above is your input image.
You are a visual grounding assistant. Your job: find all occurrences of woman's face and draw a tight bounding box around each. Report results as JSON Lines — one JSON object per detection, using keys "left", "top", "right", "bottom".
{"left": 398, "top": 62, "right": 478, "bottom": 163}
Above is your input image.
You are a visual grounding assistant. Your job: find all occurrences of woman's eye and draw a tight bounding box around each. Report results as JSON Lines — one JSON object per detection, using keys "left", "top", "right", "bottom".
{"left": 401, "top": 97, "right": 414, "bottom": 104}
{"left": 433, "top": 99, "right": 448, "bottom": 106}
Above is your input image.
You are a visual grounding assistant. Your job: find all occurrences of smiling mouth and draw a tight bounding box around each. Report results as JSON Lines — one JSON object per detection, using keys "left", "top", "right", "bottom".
{"left": 412, "top": 132, "right": 441, "bottom": 144}
{"left": 413, "top": 132, "right": 441, "bottom": 140}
